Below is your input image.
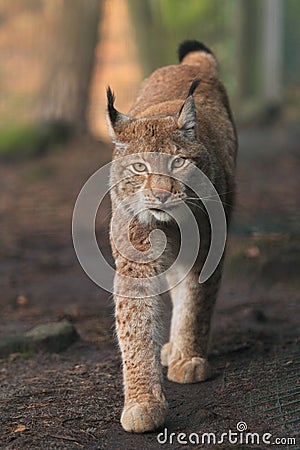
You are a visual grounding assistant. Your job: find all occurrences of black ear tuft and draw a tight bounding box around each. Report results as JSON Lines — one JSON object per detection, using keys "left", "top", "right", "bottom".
{"left": 187, "top": 78, "right": 201, "bottom": 97}
{"left": 106, "top": 86, "right": 117, "bottom": 124}
{"left": 178, "top": 79, "right": 201, "bottom": 117}
{"left": 106, "top": 86, "right": 131, "bottom": 139}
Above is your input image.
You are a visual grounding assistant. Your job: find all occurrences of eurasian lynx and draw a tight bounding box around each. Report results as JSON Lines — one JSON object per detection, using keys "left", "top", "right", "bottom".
{"left": 107, "top": 40, "right": 237, "bottom": 433}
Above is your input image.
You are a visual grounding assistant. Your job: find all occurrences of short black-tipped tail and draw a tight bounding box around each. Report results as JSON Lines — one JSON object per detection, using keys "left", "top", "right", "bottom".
{"left": 178, "top": 40, "right": 214, "bottom": 63}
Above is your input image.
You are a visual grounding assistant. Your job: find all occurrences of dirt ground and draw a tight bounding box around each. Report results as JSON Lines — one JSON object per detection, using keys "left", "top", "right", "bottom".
{"left": 0, "top": 128, "right": 299, "bottom": 449}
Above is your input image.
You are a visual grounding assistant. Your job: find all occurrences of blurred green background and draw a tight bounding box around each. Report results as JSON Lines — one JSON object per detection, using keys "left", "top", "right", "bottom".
{"left": 0, "top": 0, "right": 299, "bottom": 156}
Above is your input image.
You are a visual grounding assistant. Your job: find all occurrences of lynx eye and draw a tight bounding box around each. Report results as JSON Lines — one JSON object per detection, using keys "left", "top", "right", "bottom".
{"left": 172, "top": 157, "right": 186, "bottom": 169}
{"left": 131, "top": 162, "right": 148, "bottom": 173}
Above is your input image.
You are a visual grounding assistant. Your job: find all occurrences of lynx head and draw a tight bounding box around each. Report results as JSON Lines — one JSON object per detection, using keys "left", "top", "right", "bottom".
{"left": 107, "top": 81, "right": 211, "bottom": 225}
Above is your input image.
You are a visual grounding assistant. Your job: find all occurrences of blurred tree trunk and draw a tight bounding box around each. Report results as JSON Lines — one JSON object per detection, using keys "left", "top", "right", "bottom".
{"left": 236, "top": 0, "right": 261, "bottom": 102}
{"left": 38, "top": 0, "right": 102, "bottom": 133}
{"left": 127, "top": 0, "right": 168, "bottom": 76}
{"left": 261, "top": 0, "right": 283, "bottom": 103}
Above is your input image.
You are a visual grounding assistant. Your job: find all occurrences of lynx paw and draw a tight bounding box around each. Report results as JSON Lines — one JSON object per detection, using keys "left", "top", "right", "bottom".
{"left": 167, "top": 357, "right": 211, "bottom": 384}
{"left": 121, "top": 400, "right": 168, "bottom": 433}
{"left": 161, "top": 342, "right": 172, "bottom": 367}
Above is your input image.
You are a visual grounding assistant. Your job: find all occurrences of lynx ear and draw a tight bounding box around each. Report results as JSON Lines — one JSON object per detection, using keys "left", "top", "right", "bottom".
{"left": 106, "top": 86, "right": 130, "bottom": 141}
{"left": 177, "top": 79, "right": 200, "bottom": 141}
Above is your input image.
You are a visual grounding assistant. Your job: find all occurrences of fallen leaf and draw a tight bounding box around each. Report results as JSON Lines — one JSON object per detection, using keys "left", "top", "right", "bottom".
{"left": 13, "top": 424, "right": 26, "bottom": 433}
{"left": 246, "top": 246, "right": 260, "bottom": 258}
{"left": 16, "top": 295, "right": 28, "bottom": 306}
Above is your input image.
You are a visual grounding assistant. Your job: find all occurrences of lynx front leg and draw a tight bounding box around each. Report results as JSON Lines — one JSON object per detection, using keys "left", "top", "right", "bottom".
{"left": 163, "top": 267, "right": 222, "bottom": 384}
{"left": 114, "top": 272, "right": 167, "bottom": 433}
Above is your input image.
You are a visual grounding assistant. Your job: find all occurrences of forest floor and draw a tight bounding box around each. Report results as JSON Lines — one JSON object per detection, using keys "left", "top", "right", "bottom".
{"left": 0, "top": 125, "right": 300, "bottom": 450}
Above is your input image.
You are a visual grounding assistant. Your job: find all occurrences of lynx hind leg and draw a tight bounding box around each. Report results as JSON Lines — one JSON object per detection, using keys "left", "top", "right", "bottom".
{"left": 161, "top": 343, "right": 210, "bottom": 384}
{"left": 161, "top": 342, "right": 172, "bottom": 367}
{"left": 168, "top": 355, "right": 211, "bottom": 384}
{"left": 161, "top": 272, "right": 179, "bottom": 367}
{"left": 163, "top": 269, "right": 220, "bottom": 383}
{"left": 162, "top": 341, "right": 211, "bottom": 383}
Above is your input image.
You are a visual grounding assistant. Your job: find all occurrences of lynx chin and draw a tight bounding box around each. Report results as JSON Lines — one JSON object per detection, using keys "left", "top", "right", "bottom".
{"left": 106, "top": 40, "right": 237, "bottom": 433}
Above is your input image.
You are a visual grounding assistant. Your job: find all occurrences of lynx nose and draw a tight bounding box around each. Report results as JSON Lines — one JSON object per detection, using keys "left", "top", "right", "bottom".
{"left": 154, "top": 190, "right": 171, "bottom": 203}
